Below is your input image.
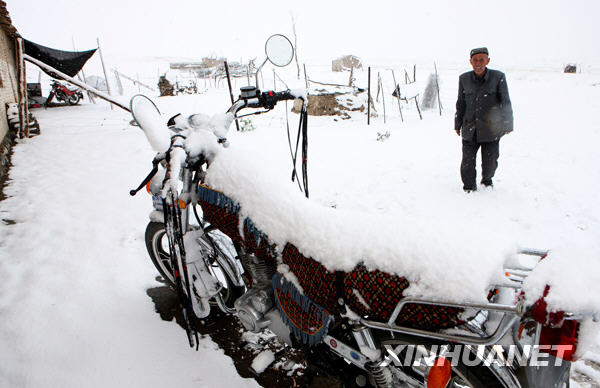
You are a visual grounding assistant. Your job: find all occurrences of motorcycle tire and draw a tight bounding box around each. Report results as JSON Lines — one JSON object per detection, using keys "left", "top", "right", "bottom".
{"left": 45, "top": 92, "right": 55, "bottom": 106}
{"left": 144, "top": 221, "right": 243, "bottom": 309}
{"left": 67, "top": 93, "right": 81, "bottom": 105}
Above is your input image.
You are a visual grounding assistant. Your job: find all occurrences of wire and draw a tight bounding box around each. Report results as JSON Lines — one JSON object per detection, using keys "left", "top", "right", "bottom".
{"left": 285, "top": 100, "right": 303, "bottom": 192}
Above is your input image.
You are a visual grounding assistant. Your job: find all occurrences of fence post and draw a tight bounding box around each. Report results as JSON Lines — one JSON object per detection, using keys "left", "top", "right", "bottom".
{"left": 367, "top": 67, "right": 371, "bottom": 125}
{"left": 97, "top": 37, "right": 113, "bottom": 109}
{"left": 224, "top": 61, "right": 240, "bottom": 132}
{"left": 391, "top": 69, "right": 404, "bottom": 122}
{"left": 434, "top": 61, "right": 442, "bottom": 116}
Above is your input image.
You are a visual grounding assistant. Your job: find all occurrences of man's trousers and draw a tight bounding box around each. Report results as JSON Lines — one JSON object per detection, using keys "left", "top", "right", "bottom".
{"left": 460, "top": 140, "right": 500, "bottom": 190}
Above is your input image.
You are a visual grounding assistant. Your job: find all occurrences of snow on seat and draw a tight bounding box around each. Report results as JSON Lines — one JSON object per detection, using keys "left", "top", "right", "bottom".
{"left": 197, "top": 183, "right": 464, "bottom": 336}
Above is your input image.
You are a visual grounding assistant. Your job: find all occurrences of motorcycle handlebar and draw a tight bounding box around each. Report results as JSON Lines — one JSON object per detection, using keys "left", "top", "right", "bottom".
{"left": 233, "top": 88, "right": 300, "bottom": 112}
{"left": 256, "top": 90, "right": 297, "bottom": 110}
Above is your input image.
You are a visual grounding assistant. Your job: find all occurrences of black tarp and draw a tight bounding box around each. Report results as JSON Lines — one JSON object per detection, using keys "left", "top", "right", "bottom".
{"left": 23, "top": 39, "right": 97, "bottom": 79}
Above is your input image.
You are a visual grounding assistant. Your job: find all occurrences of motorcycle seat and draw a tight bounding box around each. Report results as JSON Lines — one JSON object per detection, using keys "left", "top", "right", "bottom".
{"left": 198, "top": 184, "right": 464, "bottom": 331}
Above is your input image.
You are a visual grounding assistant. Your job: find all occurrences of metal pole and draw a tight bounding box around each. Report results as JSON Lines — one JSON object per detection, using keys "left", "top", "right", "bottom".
{"left": 367, "top": 67, "right": 371, "bottom": 125}
{"left": 96, "top": 37, "right": 113, "bottom": 109}
{"left": 224, "top": 61, "right": 240, "bottom": 132}
{"left": 23, "top": 54, "right": 130, "bottom": 112}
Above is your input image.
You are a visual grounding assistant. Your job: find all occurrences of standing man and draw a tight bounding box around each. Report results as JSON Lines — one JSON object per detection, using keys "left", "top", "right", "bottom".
{"left": 455, "top": 47, "right": 513, "bottom": 192}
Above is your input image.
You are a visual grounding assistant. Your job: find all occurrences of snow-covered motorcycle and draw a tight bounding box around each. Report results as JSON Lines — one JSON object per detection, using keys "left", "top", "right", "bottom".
{"left": 129, "top": 35, "right": 590, "bottom": 388}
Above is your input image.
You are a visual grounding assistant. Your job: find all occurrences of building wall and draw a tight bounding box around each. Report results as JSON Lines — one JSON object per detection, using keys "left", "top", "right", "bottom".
{"left": 0, "top": 27, "right": 18, "bottom": 141}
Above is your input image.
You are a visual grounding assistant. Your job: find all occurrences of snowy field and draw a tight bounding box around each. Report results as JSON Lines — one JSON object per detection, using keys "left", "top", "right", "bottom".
{"left": 1, "top": 65, "right": 600, "bottom": 387}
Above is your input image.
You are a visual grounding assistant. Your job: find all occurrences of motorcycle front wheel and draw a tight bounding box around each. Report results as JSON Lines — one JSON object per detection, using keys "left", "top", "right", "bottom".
{"left": 144, "top": 221, "right": 243, "bottom": 309}
{"left": 67, "top": 93, "right": 81, "bottom": 105}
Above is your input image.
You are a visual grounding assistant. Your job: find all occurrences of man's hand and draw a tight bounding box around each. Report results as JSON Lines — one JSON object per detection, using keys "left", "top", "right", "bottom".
{"left": 455, "top": 129, "right": 460, "bottom": 136}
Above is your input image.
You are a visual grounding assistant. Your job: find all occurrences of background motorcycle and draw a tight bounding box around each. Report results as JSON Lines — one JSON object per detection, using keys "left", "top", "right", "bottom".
{"left": 45, "top": 80, "right": 83, "bottom": 106}
{"left": 130, "top": 35, "right": 588, "bottom": 388}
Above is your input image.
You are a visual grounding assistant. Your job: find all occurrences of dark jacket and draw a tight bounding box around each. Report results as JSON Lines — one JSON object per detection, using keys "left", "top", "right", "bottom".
{"left": 455, "top": 68, "right": 513, "bottom": 143}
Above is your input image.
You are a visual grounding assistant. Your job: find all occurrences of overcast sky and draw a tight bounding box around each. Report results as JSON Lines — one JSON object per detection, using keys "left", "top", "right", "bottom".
{"left": 8, "top": 0, "right": 600, "bottom": 68}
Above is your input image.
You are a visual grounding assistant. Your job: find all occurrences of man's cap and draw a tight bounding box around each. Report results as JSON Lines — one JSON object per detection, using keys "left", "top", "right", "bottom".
{"left": 470, "top": 47, "right": 489, "bottom": 58}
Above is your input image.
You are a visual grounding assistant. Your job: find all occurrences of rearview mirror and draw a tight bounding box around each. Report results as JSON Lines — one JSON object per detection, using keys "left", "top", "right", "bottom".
{"left": 265, "top": 34, "right": 294, "bottom": 67}
{"left": 130, "top": 94, "right": 170, "bottom": 153}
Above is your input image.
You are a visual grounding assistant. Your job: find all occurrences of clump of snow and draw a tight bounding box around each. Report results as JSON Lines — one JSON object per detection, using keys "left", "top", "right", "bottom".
{"left": 161, "top": 146, "right": 186, "bottom": 197}
{"left": 184, "top": 128, "right": 222, "bottom": 164}
{"left": 251, "top": 350, "right": 275, "bottom": 374}
{"left": 352, "top": 289, "right": 371, "bottom": 310}
{"left": 290, "top": 88, "right": 308, "bottom": 104}
{"left": 130, "top": 95, "right": 171, "bottom": 153}
{"left": 190, "top": 112, "right": 235, "bottom": 141}
{"left": 575, "top": 318, "right": 600, "bottom": 358}
{"left": 341, "top": 307, "right": 363, "bottom": 322}
{"left": 522, "top": 247, "right": 600, "bottom": 314}
{"left": 277, "top": 264, "right": 304, "bottom": 294}
{"left": 359, "top": 346, "right": 381, "bottom": 362}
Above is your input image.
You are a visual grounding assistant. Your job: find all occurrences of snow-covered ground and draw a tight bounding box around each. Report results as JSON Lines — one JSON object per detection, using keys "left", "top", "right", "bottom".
{"left": 1, "top": 65, "right": 600, "bottom": 387}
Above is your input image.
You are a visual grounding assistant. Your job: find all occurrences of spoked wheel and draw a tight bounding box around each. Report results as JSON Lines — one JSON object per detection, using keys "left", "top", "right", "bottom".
{"left": 144, "top": 221, "right": 243, "bottom": 309}
{"left": 67, "top": 93, "right": 81, "bottom": 105}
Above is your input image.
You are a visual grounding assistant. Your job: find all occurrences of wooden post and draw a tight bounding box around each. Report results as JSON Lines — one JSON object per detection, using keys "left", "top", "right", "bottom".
{"left": 72, "top": 36, "right": 95, "bottom": 103}
{"left": 414, "top": 97, "right": 422, "bottom": 120}
{"left": 291, "top": 13, "right": 301, "bottom": 80}
{"left": 24, "top": 54, "right": 130, "bottom": 111}
{"left": 434, "top": 61, "right": 442, "bottom": 116}
{"left": 16, "top": 37, "right": 28, "bottom": 137}
{"left": 376, "top": 71, "right": 381, "bottom": 103}
{"left": 404, "top": 69, "right": 409, "bottom": 83}
{"left": 256, "top": 69, "right": 265, "bottom": 90}
{"left": 81, "top": 69, "right": 96, "bottom": 103}
{"left": 379, "top": 73, "right": 386, "bottom": 124}
{"left": 367, "top": 66, "right": 371, "bottom": 125}
{"left": 391, "top": 69, "right": 404, "bottom": 122}
{"left": 224, "top": 61, "right": 240, "bottom": 132}
{"left": 112, "top": 69, "right": 155, "bottom": 92}
{"left": 413, "top": 64, "right": 416, "bottom": 82}
{"left": 96, "top": 38, "right": 113, "bottom": 109}
{"left": 303, "top": 64, "right": 309, "bottom": 89}
{"left": 113, "top": 68, "right": 124, "bottom": 95}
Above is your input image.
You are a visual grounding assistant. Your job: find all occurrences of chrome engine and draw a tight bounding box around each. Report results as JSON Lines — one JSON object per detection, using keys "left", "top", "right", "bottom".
{"left": 233, "top": 253, "right": 292, "bottom": 344}
{"left": 234, "top": 286, "right": 274, "bottom": 332}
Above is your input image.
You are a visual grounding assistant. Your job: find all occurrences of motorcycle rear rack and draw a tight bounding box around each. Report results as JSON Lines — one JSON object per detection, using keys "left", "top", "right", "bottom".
{"left": 360, "top": 248, "right": 549, "bottom": 345}
{"left": 360, "top": 298, "right": 523, "bottom": 346}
